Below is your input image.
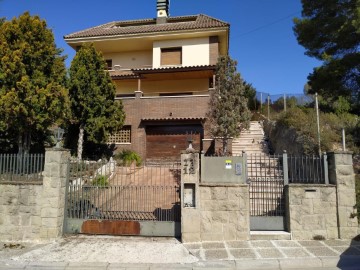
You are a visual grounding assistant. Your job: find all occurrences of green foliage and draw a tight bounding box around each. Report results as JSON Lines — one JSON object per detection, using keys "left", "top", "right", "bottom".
{"left": 293, "top": 0, "right": 360, "bottom": 113}
{"left": 207, "top": 55, "right": 251, "bottom": 155}
{"left": 92, "top": 175, "right": 109, "bottom": 187}
{"left": 0, "top": 12, "right": 69, "bottom": 154}
{"left": 277, "top": 107, "right": 359, "bottom": 155}
{"left": 355, "top": 172, "right": 360, "bottom": 220}
{"left": 114, "top": 150, "right": 142, "bottom": 166}
{"left": 68, "top": 43, "right": 125, "bottom": 158}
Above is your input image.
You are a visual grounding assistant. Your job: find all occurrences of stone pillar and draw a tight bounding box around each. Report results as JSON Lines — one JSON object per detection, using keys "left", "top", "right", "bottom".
{"left": 181, "top": 152, "right": 201, "bottom": 242}
{"left": 40, "top": 148, "right": 70, "bottom": 240}
{"left": 328, "top": 151, "right": 358, "bottom": 239}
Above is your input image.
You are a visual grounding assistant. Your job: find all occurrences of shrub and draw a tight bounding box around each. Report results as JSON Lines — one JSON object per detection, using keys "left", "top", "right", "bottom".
{"left": 92, "top": 175, "right": 109, "bottom": 187}
{"left": 114, "top": 150, "right": 142, "bottom": 166}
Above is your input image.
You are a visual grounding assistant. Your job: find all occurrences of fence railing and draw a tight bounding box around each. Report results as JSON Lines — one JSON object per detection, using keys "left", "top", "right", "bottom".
{"left": 287, "top": 154, "right": 329, "bottom": 184}
{"left": 0, "top": 154, "right": 44, "bottom": 182}
{"left": 250, "top": 91, "right": 314, "bottom": 118}
{"left": 66, "top": 159, "right": 181, "bottom": 222}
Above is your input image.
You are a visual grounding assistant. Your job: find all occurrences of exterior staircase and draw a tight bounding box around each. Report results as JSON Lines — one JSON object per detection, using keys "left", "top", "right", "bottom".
{"left": 232, "top": 121, "right": 270, "bottom": 155}
{"left": 233, "top": 121, "right": 288, "bottom": 238}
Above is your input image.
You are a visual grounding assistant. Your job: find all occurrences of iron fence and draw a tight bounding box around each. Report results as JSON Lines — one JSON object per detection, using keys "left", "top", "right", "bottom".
{"left": 247, "top": 154, "right": 285, "bottom": 217}
{"left": 287, "top": 154, "right": 329, "bottom": 184}
{"left": 66, "top": 159, "right": 181, "bottom": 222}
{"left": 0, "top": 154, "right": 44, "bottom": 182}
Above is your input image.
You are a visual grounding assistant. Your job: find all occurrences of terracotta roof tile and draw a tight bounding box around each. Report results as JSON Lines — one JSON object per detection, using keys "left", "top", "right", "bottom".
{"left": 64, "top": 14, "right": 229, "bottom": 39}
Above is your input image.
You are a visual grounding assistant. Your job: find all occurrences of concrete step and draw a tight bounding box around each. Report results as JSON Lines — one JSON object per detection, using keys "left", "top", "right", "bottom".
{"left": 250, "top": 231, "right": 291, "bottom": 240}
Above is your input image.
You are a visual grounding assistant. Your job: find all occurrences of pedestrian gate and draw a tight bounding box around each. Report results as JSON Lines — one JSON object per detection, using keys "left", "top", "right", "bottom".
{"left": 248, "top": 154, "right": 285, "bottom": 231}
{"left": 64, "top": 159, "right": 181, "bottom": 237}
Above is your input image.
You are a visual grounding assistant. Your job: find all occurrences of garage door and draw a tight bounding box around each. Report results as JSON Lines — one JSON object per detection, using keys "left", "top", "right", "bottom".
{"left": 146, "top": 125, "right": 202, "bottom": 160}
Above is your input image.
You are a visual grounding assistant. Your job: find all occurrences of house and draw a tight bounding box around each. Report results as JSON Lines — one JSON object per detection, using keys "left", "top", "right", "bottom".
{"left": 64, "top": 0, "right": 229, "bottom": 160}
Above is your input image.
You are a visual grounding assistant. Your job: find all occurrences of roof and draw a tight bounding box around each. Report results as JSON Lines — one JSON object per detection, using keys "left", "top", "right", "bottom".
{"left": 64, "top": 14, "right": 229, "bottom": 39}
{"left": 141, "top": 117, "right": 205, "bottom": 121}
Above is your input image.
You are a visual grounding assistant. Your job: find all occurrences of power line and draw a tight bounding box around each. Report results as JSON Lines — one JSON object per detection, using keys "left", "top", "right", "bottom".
{"left": 234, "top": 10, "right": 301, "bottom": 38}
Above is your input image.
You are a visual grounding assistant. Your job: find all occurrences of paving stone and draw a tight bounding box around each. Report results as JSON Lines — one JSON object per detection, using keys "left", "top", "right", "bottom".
{"left": 272, "top": 240, "right": 301, "bottom": 248}
{"left": 250, "top": 241, "right": 275, "bottom": 248}
{"left": 226, "top": 241, "right": 250, "bottom": 249}
{"left": 323, "top": 239, "right": 352, "bottom": 247}
{"left": 305, "top": 247, "right": 339, "bottom": 257}
{"left": 204, "top": 249, "right": 229, "bottom": 260}
{"left": 298, "top": 240, "right": 325, "bottom": 247}
{"left": 193, "top": 261, "right": 235, "bottom": 269}
{"left": 202, "top": 242, "right": 225, "bottom": 249}
{"left": 332, "top": 246, "right": 360, "bottom": 256}
{"left": 183, "top": 243, "right": 201, "bottom": 250}
{"left": 229, "top": 248, "right": 256, "bottom": 259}
{"left": 235, "top": 259, "right": 279, "bottom": 269}
{"left": 280, "top": 247, "right": 312, "bottom": 258}
{"left": 279, "top": 258, "right": 322, "bottom": 269}
{"left": 188, "top": 249, "right": 201, "bottom": 259}
{"left": 256, "top": 248, "right": 284, "bottom": 258}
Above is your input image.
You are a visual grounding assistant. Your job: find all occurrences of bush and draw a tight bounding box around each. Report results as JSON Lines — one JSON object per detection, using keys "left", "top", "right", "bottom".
{"left": 114, "top": 150, "right": 142, "bottom": 166}
{"left": 92, "top": 175, "right": 109, "bottom": 187}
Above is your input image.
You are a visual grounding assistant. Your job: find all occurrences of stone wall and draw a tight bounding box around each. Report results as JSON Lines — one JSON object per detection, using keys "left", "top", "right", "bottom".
{"left": 0, "top": 184, "right": 43, "bottom": 241}
{"left": 328, "top": 151, "right": 358, "bottom": 239}
{"left": 286, "top": 184, "right": 338, "bottom": 240}
{"left": 198, "top": 184, "right": 249, "bottom": 241}
{"left": 181, "top": 152, "right": 249, "bottom": 242}
{"left": 0, "top": 149, "right": 70, "bottom": 241}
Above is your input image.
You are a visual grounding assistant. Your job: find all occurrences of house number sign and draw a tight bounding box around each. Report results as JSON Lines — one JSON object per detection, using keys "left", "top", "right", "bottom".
{"left": 183, "top": 157, "right": 195, "bottom": 174}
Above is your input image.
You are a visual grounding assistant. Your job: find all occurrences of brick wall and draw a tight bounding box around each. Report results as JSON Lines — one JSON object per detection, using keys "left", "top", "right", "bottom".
{"left": 116, "top": 95, "right": 210, "bottom": 158}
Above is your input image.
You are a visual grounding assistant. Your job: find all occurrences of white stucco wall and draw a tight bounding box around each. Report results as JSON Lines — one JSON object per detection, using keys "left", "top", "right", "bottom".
{"left": 153, "top": 37, "right": 210, "bottom": 68}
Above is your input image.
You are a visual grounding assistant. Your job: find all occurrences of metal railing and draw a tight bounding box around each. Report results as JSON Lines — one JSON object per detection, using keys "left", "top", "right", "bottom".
{"left": 66, "top": 159, "right": 181, "bottom": 222}
{"left": 247, "top": 154, "right": 285, "bottom": 217}
{"left": 0, "top": 154, "right": 44, "bottom": 182}
{"left": 287, "top": 153, "right": 329, "bottom": 184}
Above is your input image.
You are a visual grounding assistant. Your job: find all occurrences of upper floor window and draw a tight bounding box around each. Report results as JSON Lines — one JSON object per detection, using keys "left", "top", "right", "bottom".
{"left": 161, "top": 47, "right": 182, "bottom": 66}
{"left": 105, "top": 59, "right": 112, "bottom": 70}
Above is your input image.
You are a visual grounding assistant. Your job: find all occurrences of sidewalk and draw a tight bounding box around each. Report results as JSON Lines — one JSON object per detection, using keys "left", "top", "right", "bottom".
{"left": 1, "top": 235, "right": 360, "bottom": 269}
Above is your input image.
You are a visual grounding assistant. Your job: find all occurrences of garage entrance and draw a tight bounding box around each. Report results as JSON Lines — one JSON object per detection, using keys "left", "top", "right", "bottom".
{"left": 146, "top": 124, "right": 203, "bottom": 160}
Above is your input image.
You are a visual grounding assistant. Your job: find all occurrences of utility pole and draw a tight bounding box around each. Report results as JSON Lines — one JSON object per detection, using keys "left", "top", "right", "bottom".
{"left": 284, "top": 93, "right": 287, "bottom": 112}
{"left": 315, "top": 93, "right": 321, "bottom": 156}
{"left": 267, "top": 95, "right": 270, "bottom": 120}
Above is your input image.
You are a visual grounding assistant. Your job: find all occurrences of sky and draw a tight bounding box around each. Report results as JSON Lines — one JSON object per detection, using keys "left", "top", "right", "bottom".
{"left": 0, "top": 0, "right": 322, "bottom": 95}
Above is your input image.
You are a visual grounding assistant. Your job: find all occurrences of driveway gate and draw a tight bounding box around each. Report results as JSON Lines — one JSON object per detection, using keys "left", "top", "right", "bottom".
{"left": 64, "top": 159, "right": 181, "bottom": 237}
{"left": 248, "top": 154, "right": 285, "bottom": 231}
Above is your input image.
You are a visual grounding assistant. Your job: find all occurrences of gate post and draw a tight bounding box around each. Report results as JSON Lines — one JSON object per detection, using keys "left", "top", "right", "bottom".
{"left": 40, "top": 148, "right": 70, "bottom": 240}
{"left": 181, "top": 151, "right": 201, "bottom": 242}
{"left": 283, "top": 150, "right": 289, "bottom": 185}
{"left": 327, "top": 151, "right": 358, "bottom": 239}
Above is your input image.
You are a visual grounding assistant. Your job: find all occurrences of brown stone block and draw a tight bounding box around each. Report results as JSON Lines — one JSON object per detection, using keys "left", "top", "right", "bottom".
{"left": 81, "top": 220, "right": 140, "bottom": 235}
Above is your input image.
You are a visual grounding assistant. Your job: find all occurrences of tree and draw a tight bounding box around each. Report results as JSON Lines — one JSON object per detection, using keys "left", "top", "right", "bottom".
{"left": 0, "top": 12, "right": 69, "bottom": 154}
{"left": 207, "top": 55, "right": 251, "bottom": 155}
{"left": 293, "top": 0, "right": 360, "bottom": 113}
{"left": 68, "top": 43, "right": 125, "bottom": 160}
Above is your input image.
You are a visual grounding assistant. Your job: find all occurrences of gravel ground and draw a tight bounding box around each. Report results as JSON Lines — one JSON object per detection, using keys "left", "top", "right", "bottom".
{"left": 0, "top": 235, "right": 198, "bottom": 264}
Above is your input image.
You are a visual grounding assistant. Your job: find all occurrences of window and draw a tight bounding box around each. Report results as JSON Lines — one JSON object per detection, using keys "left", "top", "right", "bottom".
{"left": 108, "top": 126, "right": 131, "bottom": 144}
{"left": 161, "top": 47, "right": 182, "bottom": 66}
{"left": 105, "top": 59, "right": 112, "bottom": 70}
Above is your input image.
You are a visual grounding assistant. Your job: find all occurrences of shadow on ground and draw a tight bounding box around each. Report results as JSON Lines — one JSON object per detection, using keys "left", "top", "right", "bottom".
{"left": 337, "top": 235, "right": 360, "bottom": 269}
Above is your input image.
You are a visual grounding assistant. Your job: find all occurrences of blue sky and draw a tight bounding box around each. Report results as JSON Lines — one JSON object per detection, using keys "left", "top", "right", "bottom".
{"left": 0, "top": 0, "right": 321, "bottom": 95}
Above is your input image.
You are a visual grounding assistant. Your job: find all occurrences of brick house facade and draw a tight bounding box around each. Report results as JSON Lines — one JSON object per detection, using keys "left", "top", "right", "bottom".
{"left": 64, "top": 2, "right": 229, "bottom": 160}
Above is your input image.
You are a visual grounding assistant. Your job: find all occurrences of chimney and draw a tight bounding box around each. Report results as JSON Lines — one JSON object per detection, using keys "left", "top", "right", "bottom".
{"left": 157, "top": 0, "right": 169, "bottom": 24}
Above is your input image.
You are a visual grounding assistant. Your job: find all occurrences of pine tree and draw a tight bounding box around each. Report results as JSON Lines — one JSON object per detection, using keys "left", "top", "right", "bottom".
{"left": 207, "top": 55, "right": 251, "bottom": 155}
{"left": 0, "top": 12, "right": 69, "bottom": 154}
{"left": 68, "top": 43, "right": 125, "bottom": 160}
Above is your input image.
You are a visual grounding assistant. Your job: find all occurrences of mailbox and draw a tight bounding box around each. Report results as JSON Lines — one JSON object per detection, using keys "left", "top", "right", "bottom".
{"left": 183, "top": 183, "right": 195, "bottom": 208}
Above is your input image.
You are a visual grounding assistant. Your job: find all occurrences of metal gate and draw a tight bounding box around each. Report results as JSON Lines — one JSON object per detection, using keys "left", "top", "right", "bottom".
{"left": 248, "top": 154, "right": 285, "bottom": 231}
{"left": 64, "top": 159, "right": 181, "bottom": 237}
